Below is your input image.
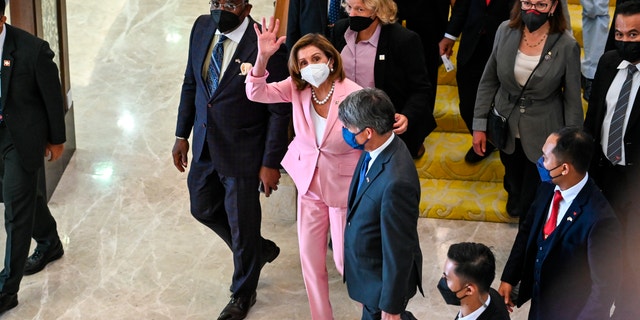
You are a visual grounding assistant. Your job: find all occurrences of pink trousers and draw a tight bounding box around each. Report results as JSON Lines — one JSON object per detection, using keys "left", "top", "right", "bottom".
{"left": 297, "top": 170, "right": 346, "bottom": 320}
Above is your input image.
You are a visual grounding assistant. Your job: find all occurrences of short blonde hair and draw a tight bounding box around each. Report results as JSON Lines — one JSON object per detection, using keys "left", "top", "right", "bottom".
{"left": 288, "top": 34, "right": 346, "bottom": 91}
{"left": 342, "top": 0, "right": 398, "bottom": 24}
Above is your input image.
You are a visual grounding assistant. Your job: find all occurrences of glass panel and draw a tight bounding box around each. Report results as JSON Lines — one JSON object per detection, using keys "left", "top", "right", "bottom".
{"left": 41, "top": 0, "right": 61, "bottom": 68}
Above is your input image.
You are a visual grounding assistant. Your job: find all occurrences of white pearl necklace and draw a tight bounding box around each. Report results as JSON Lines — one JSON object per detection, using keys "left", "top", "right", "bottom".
{"left": 311, "top": 81, "right": 335, "bottom": 105}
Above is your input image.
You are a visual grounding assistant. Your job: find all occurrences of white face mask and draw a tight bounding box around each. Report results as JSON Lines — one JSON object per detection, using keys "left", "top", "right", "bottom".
{"left": 300, "top": 60, "right": 331, "bottom": 88}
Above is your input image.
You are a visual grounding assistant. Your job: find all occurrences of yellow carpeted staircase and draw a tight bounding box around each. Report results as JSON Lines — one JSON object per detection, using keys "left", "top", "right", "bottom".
{"left": 418, "top": 0, "right": 614, "bottom": 223}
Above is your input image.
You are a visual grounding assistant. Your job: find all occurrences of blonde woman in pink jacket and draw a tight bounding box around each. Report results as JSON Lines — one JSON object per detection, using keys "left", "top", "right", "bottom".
{"left": 246, "top": 17, "right": 407, "bottom": 320}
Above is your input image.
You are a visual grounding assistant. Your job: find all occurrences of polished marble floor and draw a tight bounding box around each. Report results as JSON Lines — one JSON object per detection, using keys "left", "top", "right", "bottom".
{"left": 1, "top": 1, "right": 530, "bottom": 319}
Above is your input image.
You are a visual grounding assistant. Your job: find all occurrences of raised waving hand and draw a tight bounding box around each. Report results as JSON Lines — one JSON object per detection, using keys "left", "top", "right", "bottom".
{"left": 252, "top": 16, "right": 286, "bottom": 77}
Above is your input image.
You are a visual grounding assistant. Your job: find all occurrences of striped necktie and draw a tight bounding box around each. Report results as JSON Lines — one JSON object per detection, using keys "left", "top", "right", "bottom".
{"left": 207, "top": 34, "right": 227, "bottom": 96}
{"left": 607, "top": 64, "right": 637, "bottom": 164}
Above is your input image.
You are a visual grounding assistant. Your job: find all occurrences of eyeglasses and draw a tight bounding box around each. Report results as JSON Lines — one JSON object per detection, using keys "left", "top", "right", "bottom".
{"left": 343, "top": 126, "right": 366, "bottom": 135}
{"left": 209, "top": 1, "right": 244, "bottom": 11}
{"left": 520, "top": 0, "right": 552, "bottom": 12}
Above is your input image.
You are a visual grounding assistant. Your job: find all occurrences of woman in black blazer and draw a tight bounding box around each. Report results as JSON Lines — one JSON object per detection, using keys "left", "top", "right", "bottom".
{"left": 331, "top": 0, "right": 436, "bottom": 158}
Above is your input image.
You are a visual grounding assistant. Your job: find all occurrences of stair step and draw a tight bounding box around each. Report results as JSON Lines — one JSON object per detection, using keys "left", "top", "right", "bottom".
{"left": 416, "top": 132, "right": 504, "bottom": 182}
{"left": 420, "top": 178, "right": 515, "bottom": 223}
{"left": 434, "top": 85, "right": 467, "bottom": 133}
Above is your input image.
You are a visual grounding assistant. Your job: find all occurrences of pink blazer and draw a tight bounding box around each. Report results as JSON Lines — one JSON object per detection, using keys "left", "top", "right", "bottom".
{"left": 246, "top": 73, "right": 363, "bottom": 207}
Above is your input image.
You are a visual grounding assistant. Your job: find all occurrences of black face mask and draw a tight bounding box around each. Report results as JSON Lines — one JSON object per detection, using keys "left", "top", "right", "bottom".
{"left": 521, "top": 9, "right": 549, "bottom": 32}
{"left": 211, "top": 10, "right": 242, "bottom": 33}
{"left": 349, "top": 16, "right": 375, "bottom": 32}
{"left": 615, "top": 40, "right": 640, "bottom": 63}
{"left": 437, "top": 277, "right": 467, "bottom": 306}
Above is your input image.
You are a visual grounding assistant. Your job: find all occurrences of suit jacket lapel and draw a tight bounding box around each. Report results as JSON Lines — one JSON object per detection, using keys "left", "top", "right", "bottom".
{"left": 196, "top": 18, "right": 216, "bottom": 98}
{"left": 526, "top": 183, "right": 554, "bottom": 249}
{"left": 503, "top": 27, "right": 522, "bottom": 90}
{"left": 214, "top": 17, "right": 257, "bottom": 97}
{"left": 347, "top": 136, "right": 399, "bottom": 220}
{"left": 530, "top": 32, "right": 562, "bottom": 83}
{"left": 590, "top": 55, "right": 623, "bottom": 138}
{"left": 347, "top": 152, "right": 365, "bottom": 212}
{"left": 1, "top": 26, "right": 16, "bottom": 110}
{"left": 547, "top": 180, "right": 591, "bottom": 247}
{"left": 626, "top": 79, "right": 640, "bottom": 135}
{"left": 373, "top": 25, "right": 388, "bottom": 89}
{"left": 320, "top": 82, "right": 347, "bottom": 145}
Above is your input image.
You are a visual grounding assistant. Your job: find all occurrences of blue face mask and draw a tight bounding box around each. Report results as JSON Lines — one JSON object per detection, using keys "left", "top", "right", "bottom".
{"left": 342, "top": 127, "right": 368, "bottom": 150}
{"left": 536, "top": 156, "right": 563, "bottom": 183}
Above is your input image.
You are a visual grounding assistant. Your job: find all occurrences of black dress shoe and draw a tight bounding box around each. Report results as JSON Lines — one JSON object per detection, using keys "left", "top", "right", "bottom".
{"left": 464, "top": 145, "right": 495, "bottom": 164}
{"left": 217, "top": 291, "right": 257, "bottom": 320}
{"left": 24, "top": 241, "right": 64, "bottom": 275}
{"left": 412, "top": 144, "right": 426, "bottom": 159}
{"left": 260, "top": 239, "right": 280, "bottom": 269}
{"left": 0, "top": 292, "right": 17, "bottom": 314}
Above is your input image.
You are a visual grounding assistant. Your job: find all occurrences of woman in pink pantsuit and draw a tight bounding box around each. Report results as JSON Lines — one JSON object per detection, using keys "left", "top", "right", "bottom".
{"left": 246, "top": 18, "right": 407, "bottom": 320}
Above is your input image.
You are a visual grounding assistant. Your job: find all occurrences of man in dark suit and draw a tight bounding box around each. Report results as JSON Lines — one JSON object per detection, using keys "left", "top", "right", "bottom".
{"left": 438, "top": 242, "right": 510, "bottom": 320}
{"left": 171, "top": 1, "right": 291, "bottom": 319}
{"left": 584, "top": 2, "right": 640, "bottom": 318}
{"left": 285, "top": 0, "right": 347, "bottom": 51}
{"left": 338, "top": 88, "right": 422, "bottom": 320}
{"left": 439, "top": 0, "right": 514, "bottom": 163}
{"left": 395, "top": 0, "right": 449, "bottom": 122}
{"left": 498, "top": 127, "right": 622, "bottom": 320}
{"left": 0, "top": 1, "right": 67, "bottom": 314}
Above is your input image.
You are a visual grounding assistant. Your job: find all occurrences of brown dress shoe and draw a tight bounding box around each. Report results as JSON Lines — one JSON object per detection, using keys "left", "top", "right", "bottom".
{"left": 217, "top": 291, "right": 257, "bottom": 320}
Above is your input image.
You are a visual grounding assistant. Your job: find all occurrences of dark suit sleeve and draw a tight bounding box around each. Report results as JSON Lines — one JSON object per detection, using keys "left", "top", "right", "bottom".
{"left": 261, "top": 44, "right": 292, "bottom": 169}
{"left": 445, "top": 0, "right": 471, "bottom": 38}
{"left": 378, "top": 176, "right": 421, "bottom": 314}
{"left": 329, "top": 19, "right": 348, "bottom": 52}
{"left": 577, "top": 214, "right": 622, "bottom": 319}
{"left": 584, "top": 51, "right": 614, "bottom": 138}
{"left": 37, "top": 41, "right": 66, "bottom": 144}
{"left": 175, "top": 18, "right": 201, "bottom": 139}
{"left": 395, "top": 29, "right": 433, "bottom": 126}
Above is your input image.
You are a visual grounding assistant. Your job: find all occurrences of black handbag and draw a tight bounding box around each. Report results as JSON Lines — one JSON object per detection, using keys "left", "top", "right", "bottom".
{"left": 486, "top": 104, "right": 508, "bottom": 149}
{"left": 485, "top": 35, "right": 561, "bottom": 150}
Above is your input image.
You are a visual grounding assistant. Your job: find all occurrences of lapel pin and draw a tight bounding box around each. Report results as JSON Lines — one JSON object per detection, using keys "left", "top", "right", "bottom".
{"left": 379, "top": 55, "right": 385, "bottom": 61}
{"left": 573, "top": 211, "right": 577, "bottom": 216}
{"left": 3, "top": 60, "right": 10, "bottom": 67}
{"left": 567, "top": 217, "right": 573, "bottom": 222}
{"left": 234, "top": 59, "right": 241, "bottom": 64}
{"left": 366, "top": 177, "right": 370, "bottom": 183}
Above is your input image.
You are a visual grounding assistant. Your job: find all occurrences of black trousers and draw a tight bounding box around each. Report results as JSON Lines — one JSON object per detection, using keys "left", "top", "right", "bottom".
{"left": 187, "top": 148, "right": 266, "bottom": 297}
{"left": 361, "top": 305, "right": 416, "bottom": 320}
{"left": 456, "top": 37, "right": 493, "bottom": 134}
{"left": 499, "top": 139, "right": 540, "bottom": 225}
{"left": 0, "top": 125, "right": 60, "bottom": 294}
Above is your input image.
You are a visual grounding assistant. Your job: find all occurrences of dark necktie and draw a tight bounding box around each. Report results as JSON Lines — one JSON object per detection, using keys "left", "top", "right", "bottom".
{"left": 543, "top": 190, "right": 563, "bottom": 239}
{"left": 207, "top": 34, "right": 227, "bottom": 96}
{"left": 328, "top": 0, "right": 341, "bottom": 25}
{"left": 607, "top": 64, "right": 637, "bottom": 164}
{"left": 357, "top": 152, "right": 371, "bottom": 192}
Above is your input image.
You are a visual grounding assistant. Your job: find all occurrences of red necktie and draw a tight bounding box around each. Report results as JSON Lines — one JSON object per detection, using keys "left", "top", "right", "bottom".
{"left": 486, "top": 0, "right": 491, "bottom": 5}
{"left": 543, "top": 190, "right": 563, "bottom": 239}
